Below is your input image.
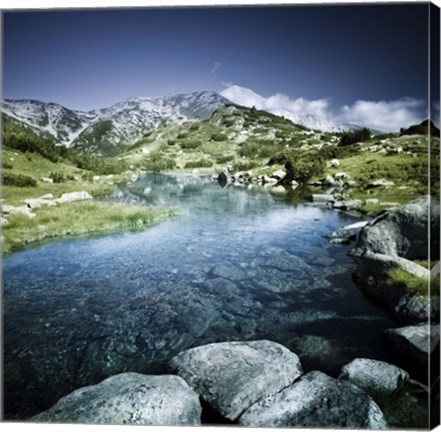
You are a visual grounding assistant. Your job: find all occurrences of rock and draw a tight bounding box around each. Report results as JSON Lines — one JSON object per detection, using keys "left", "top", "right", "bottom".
{"left": 367, "top": 179, "right": 395, "bottom": 188}
{"left": 431, "top": 261, "right": 440, "bottom": 279}
{"left": 379, "top": 202, "right": 400, "bottom": 208}
{"left": 32, "top": 373, "right": 201, "bottom": 425}
{"left": 259, "top": 175, "right": 277, "bottom": 184}
{"left": 239, "top": 371, "right": 387, "bottom": 429}
{"left": 270, "top": 185, "right": 287, "bottom": 194}
{"left": 324, "top": 175, "right": 335, "bottom": 186}
{"left": 24, "top": 198, "right": 56, "bottom": 209}
{"left": 217, "top": 172, "right": 230, "bottom": 185}
{"left": 170, "top": 340, "right": 302, "bottom": 421}
{"left": 54, "top": 191, "right": 93, "bottom": 204}
{"left": 39, "top": 194, "right": 54, "bottom": 200}
{"left": 310, "top": 194, "right": 334, "bottom": 203}
{"left": 365, "top": 198, "right": 379, "bottom": 206}
{"left": 342, "top": 221, "right": 369, "bottom": 230}
{"left": 92, "top": 175, "right": 101, "bottom": 181}
{"left": 1, "top": 205, "right": 36, "bottom": 218}
{"left": 384, "top": 324, "right": 440, "bottom": 368}
{"left": 335, "top": 172, "right": 350, "bottom": 179}
{"left": 330, "top": 158, "right": 340, "bottom": 167}
{"left": 351, "top": 196, "right": 440, "bottom": 260}
{"left": 1, "top": 217, "right": 8, "bottom": 226}
{"left": 191, "top": 169, "right": 199, "bottom": 177}
{"left": 332, "top": 199, "right": 362, "bottom": 210}
{"left": 339, "top": 358, "right": 409, "bottom": 395}
{"left": 326, "top": 229, "right": 357, "bottom": 245}
{"left": 271, "top": 169, "right": 286, "bottom": 180}
{"left": 41, "top": 177, "right": 53, "bottom": 184}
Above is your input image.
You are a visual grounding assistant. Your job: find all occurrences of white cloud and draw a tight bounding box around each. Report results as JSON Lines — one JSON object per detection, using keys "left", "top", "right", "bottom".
{"left": 338, "top": 98, "right": 425, "bottom": 132}
{"left": 210, "top": 61, "right": 222, "bottom": 77}
{"left": 220, "top": 84, "right": 426, "bottom": 132}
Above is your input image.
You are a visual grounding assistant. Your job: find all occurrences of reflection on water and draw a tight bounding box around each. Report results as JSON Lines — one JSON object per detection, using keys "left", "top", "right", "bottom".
{"left": 3, "top": 174, "right": 397, "bottom": 419}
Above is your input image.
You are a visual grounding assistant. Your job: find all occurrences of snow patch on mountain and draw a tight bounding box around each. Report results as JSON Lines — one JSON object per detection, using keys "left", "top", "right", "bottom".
{"left": 1, "top": 91, "right": 230, "bottom": 155}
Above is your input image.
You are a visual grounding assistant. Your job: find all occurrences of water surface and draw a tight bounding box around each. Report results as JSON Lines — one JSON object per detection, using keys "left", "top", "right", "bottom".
{"left": 3, "top": 174, "right": 397, "bottom": 419}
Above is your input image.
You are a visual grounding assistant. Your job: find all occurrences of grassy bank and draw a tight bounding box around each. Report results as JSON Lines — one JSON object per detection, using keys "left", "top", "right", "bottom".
{"left": 2, "top": 201, "right": 178, "bottom": 255}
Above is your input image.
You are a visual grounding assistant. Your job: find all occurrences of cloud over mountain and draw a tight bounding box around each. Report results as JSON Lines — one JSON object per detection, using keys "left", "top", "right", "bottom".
{"left": 221, "top": 85, "right": 426, "bottom": 132}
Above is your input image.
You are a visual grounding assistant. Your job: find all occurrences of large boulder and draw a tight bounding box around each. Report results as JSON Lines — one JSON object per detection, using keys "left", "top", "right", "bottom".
{"left": 351, "top": 196, "right": 440, "bottom": 260}
{"left": 239, "top": 371, "right": 387, "bottom": 428}
{"left": 54, "top": 191, "right": 93, "bottom": 204}
{"left": 169, "top": 340, "right": 302, "bottom": 421}
{"left": 32, "top": 373, "right": 201, "bottom": 425}
{"left": 384, "top": 324, "right": 440, "bottom": 369}
{"left": 339, "top": 358, "right": 409, "bottom": 395}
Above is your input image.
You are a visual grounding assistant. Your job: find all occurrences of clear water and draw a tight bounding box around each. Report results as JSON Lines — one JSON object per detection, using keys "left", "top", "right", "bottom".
{"left": 3, "top": 174, "right": 397, "bottom": 419}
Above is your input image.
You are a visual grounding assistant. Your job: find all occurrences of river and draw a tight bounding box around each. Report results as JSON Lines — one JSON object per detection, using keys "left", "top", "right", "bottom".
{"left": 3, "top": 174, "right": 397, "bottom": 419}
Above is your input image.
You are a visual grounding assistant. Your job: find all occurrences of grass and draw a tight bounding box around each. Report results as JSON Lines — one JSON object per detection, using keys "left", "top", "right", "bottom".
{"left": 386, "top": 267, "right": 440, "bottom": 297}
{"left": 1, "top": 201, "right": 178, "bottom": 256}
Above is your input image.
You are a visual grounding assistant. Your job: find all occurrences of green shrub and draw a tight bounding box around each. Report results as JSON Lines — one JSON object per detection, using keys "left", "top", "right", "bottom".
{"left": 1, "top": 162, "right": 13, "bottom": 169}
{"left": 338, "top": 128, "right": 371, "bottom": 146}
{"left": 210, "top": 133, "right": 228, "bottom": 142}
{"left": 49, "top": 172, "right": 66, "bottom": 183}
{"left": 232, "top": 160, "right": 258, "bottom": 171}
{"left": 215, "top": 154, "right": 235, "bottom": 164}
{"left": 239, "top": 140, "right": 284, "bottom": 159}
{"left": 177, "top": 132, "right": 188, "bottom": 139}
{"left": 184, "top": 159, "right": 213, "bottom": 168}
{"left": 189, "top": 123, "right": 199, "bottom": 131}
{"left": 180, "top": 140, "right": 201, "bottom": 150}
{"left": 144, "top": 153, "right": 176, "bottom": 172}
{"left": 2, "top": 172, "right": 37, "bottom": 187}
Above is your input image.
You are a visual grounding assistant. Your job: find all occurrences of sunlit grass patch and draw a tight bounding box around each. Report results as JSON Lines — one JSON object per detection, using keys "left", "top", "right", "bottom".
{"left": 386, "top": 267, "right": 439, "bottom": 297}
{"left": 2, "top": 201, "right": 179, "bottom": 255}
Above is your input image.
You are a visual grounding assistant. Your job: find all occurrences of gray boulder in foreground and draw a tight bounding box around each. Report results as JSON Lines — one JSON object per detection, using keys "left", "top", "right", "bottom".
{"left": 32, "top": 373, "right": 201, "bottom": 425}
{"left": 169, "top": 340, "right": 302, "bottom": 420}
{"left": 384, "top": 324, "right": 440, "bottom": 368}
{"left": 339, "top": 358, "right": 409, "bottom": 395}
{"left": 239, "top": 371, "right": 387, "bottom": 429}
{"left": 351, "top": 196, "right": 440, "bottom": 260}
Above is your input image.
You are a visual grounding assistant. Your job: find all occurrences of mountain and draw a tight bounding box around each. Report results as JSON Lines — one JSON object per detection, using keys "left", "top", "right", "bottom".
{"left": 220, "top": 85, "right": 363, "bottom": 133}
{"left": 1, "top": 91, "right": 231, "bottom": 156}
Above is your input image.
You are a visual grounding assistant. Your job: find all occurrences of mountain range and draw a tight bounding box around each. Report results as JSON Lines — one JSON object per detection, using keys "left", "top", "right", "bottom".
{"left": 1, "top": 86, "right": 364, "bottom": 156}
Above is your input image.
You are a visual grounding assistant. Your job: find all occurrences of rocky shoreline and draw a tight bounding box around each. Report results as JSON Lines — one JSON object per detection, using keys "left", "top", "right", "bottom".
{"left": 30, "top": 339, "right": 434, "bottom": 428}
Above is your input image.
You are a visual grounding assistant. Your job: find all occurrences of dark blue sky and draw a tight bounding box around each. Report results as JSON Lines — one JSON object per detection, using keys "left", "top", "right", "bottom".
{"left": 2, "top": 3, "right": 432, "bottom": 111}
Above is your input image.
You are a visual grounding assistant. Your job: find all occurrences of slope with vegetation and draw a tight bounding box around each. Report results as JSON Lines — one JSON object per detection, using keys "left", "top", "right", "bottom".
{"left": 1, "top": 115, "right": 177, "bottom": 254}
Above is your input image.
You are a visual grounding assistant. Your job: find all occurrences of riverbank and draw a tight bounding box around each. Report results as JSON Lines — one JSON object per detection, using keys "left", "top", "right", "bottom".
{"left": 1, "top": 200, "right": 178, "bottom": 256}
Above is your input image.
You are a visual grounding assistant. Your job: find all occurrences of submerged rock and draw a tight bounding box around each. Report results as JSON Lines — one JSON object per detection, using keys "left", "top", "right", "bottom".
{"left": 169, "top": 340, "right": 302, "bottom": 420}
{"left": 310, "top": 194, "right": 334, "bottom": 203}
{"left": 239, "top": 370, "right": 387, "bottom": 428}
{"left": 339, "top": 358, "right": 409, "bottom": 395}
{"left": 32, "top": 373, "right": 201, "bottom": 425}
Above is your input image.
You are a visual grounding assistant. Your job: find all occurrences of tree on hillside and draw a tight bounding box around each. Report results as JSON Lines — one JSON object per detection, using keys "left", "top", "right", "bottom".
{"left": 338, "top": 128, "right": 371, "bottom": 146}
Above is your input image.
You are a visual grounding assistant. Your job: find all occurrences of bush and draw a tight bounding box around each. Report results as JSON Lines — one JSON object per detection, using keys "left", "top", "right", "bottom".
{"left": 2, "top": 172, "right": 37, "bottom": 187}
{"left": 184, "top": 159, "right": 213, "bottom": 168}
{"left": 1, "top": 162, "right": 13, "bottom": 169}
{"left": 232, "top": 160, "right": 258, "bottom": 171}
{"left": 210, "top": 133, "right": 228, "bottom": 142}
{"left": 215, "top": 154, "right": 235, "bottom": 164}
{"left": 338, "top": 128, "right": 371, "bottom": 146}
{"left": 144, "top": 153, "right": 176, "bottom": 172}
{"left": 49, "top": 172, "right": 66, "bottom": 183}
{"left": 180, "top": 140, "right": 201, "bottom": 150}
{"left": 278, "top": 149, "right": 326, "bottom": 184}
{"left": 239, "top": 140, "right": 284, "bottom": 159}
{"left": 189, "top": 123, "right": 199, "bottom": 131}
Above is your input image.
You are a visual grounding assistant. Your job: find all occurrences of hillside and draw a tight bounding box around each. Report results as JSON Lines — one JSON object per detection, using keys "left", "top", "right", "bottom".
{"left": 1, "top": 91, "right": 231, "bottom": 156}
